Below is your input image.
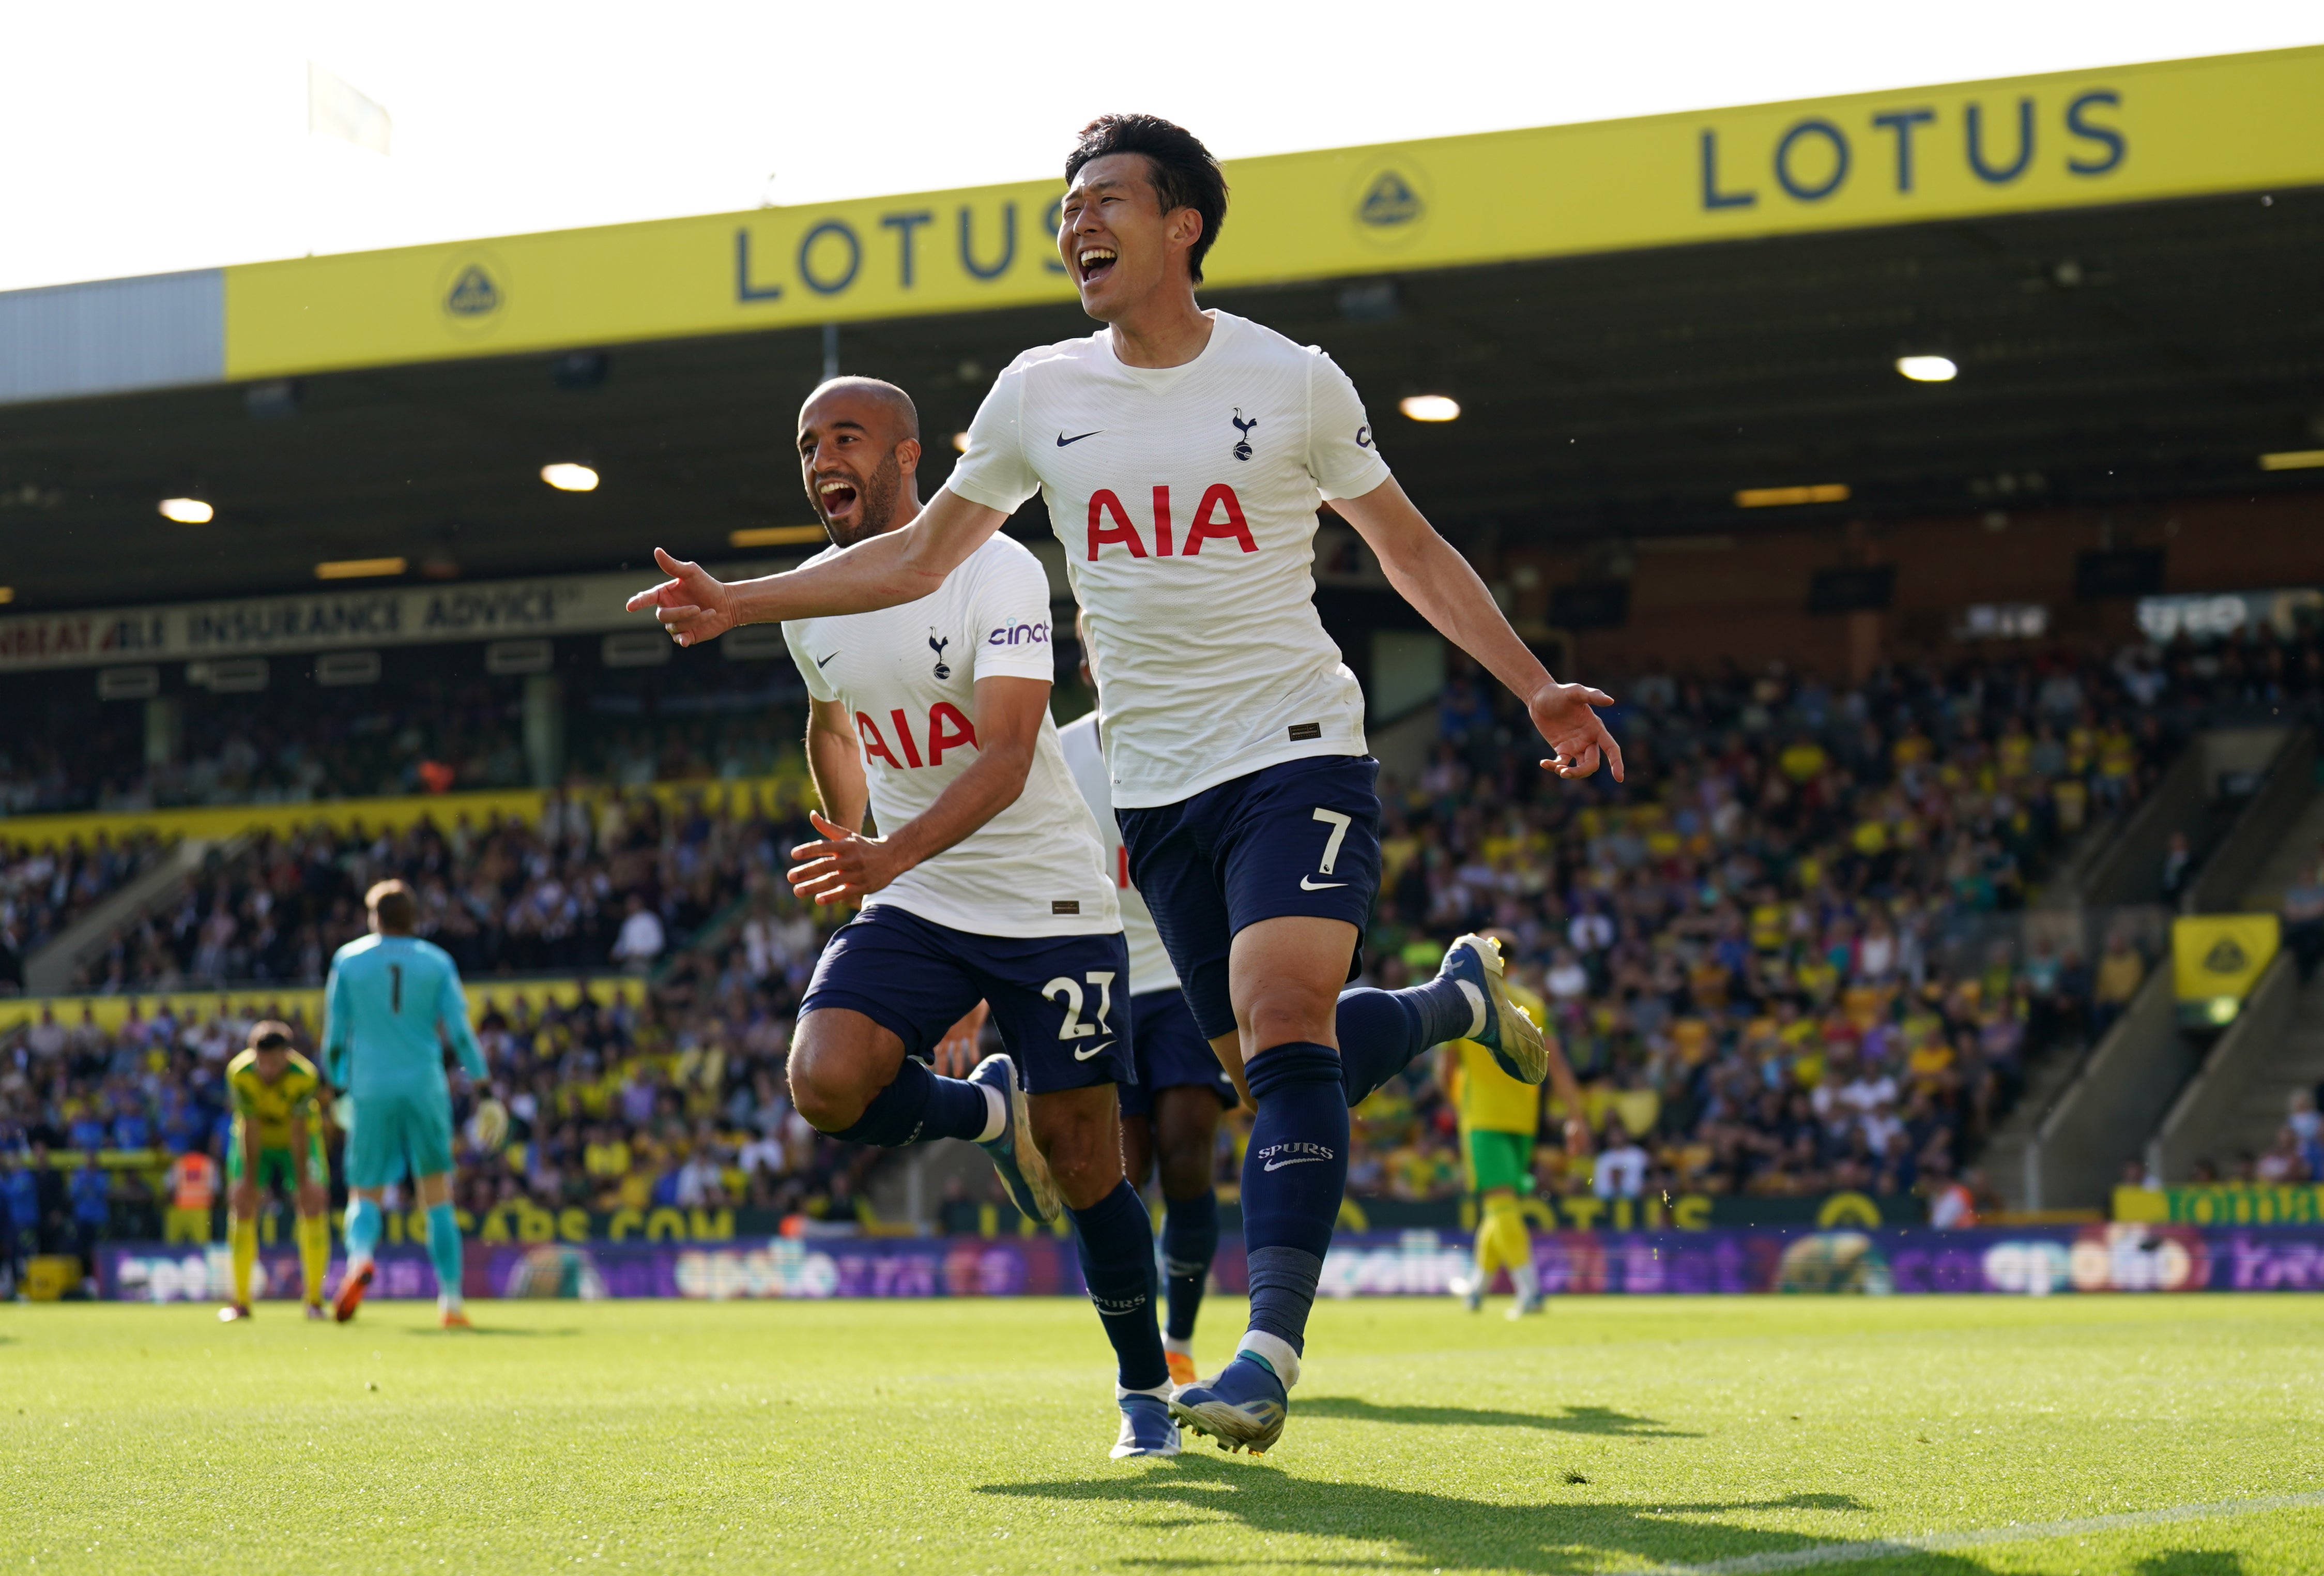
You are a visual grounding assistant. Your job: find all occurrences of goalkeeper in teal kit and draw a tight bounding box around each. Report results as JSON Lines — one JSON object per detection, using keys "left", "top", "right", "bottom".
{"left": 323, "top": 880, "right": 488, "bottom": 1328}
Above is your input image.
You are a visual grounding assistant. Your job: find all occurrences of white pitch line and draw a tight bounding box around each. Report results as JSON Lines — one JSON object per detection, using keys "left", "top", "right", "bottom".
{"left": 1610, "top": 1489, "right": 2324, "bottom": 1574}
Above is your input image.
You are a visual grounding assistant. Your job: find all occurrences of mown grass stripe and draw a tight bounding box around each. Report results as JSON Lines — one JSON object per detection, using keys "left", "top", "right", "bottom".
{"left": 1628, "top": 1489, "right": 2324, "bottom": 1574}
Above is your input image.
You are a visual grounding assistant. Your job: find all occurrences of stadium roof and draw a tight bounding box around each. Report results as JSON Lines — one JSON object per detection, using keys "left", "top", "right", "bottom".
{"left": 2, "top": 45, "right": 2320, "bottom": 610}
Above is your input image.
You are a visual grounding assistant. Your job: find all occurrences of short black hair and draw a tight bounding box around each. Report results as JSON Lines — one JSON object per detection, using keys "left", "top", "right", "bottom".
{"left": 1065, "top": 114, "right": 1228, "bottom": 283}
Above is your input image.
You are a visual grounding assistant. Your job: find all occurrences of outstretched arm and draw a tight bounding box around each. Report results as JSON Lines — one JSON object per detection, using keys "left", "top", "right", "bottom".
{"left": 1332, "top": 477, "right": 1623, "bottom": 782}
{"left": 788, "top": 675, "right": 1051, "bottom": 904}
{"left": 625, "top": 489, "right": 1011, "bottom": 647}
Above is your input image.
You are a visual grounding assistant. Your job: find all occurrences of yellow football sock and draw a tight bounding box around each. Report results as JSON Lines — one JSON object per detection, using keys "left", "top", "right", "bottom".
{"left": 297, "top": 1214, "right": 330, "bottom": 1306}
{"left": 230, "top": 1218, "right": 258, "bottom": 1307}
{"left": 1479, "top": 1195, "right": 1527, "bottom": 1287}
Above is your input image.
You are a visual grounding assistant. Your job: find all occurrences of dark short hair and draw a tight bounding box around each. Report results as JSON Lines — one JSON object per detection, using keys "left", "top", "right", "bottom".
{"left": 250, "top": 1021, "right": 295, "bottom": 1053}
{"left": 366, "top": 878, "right": 417, "bottom": 932}
{"left": 1065, "top": 114, "right": 1228, "bottom": 283}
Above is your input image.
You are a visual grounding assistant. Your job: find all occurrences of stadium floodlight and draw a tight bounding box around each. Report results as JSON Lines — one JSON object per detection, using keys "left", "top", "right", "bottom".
{"left": 541, "top": 463, "right": 600, "bottom": 492}
{"left": 159, "top": 497, "right": 215, "bottom": 524}
{"left": 2259, "top": 449, "right": 2324, "bottom": 471}
{"left": 1399, "top": 395, "right": 1461, "bottom": 422}
{"left": 0, "top": 586, "right": 12, "bottom": 604}
{"left": 1896, "top": 355, "right": 1958, "bottom": 383}
{"left": 1736, "top": 483, "right": 1850, "bottom": 508}
{"left": 315, "top": 557, "right": 407, "bottom": 580}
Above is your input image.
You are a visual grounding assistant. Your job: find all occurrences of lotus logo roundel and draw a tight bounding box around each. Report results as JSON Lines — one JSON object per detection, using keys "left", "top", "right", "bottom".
{"left": 437, "top": 251, "right": 510, "bottom": 338}
{"left": 1357, "top": 171, "right": 1425, "bottom": 228}
{"left": 1346, "top": 157, "right": 1434, "bottom": 252}
{"left": 445, "top": 265, "right": 500, "bottom": 317}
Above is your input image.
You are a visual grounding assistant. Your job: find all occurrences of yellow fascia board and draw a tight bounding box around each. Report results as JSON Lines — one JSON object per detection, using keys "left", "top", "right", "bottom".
{"left": 223, "top": 45, "right": 2324, "bottom": 382}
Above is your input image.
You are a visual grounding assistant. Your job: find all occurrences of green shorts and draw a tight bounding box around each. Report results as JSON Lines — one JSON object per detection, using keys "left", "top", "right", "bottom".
{"left": 1463, "top": 1128, "right": 1535, "bottom": 1195}
{"left": 343, "top": 1088, "right": 456, "bottom": 1190}
{"left": 229, "top": 1128, "right": 328, "bottom": 1191}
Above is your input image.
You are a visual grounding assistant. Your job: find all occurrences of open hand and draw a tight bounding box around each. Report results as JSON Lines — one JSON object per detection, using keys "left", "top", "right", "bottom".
{"left": 624, "top": 548, "right": 738, "bottom": 648}
{"left": 1528, "top": 680, "right": 1624, "bottom": 782}
{"left": 788, "top": 810, "right": 906, "bottom": 904}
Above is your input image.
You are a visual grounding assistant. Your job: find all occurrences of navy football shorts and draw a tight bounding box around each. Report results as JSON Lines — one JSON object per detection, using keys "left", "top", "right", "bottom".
{"left": 1116, "top": 753, "right": 1382, "bottom": 1042}
{"left": 800, "top": 903, "right": 1134, "bottom": 1095}
{"left": 1117, "top": 986, "right": 1237, "bottom": 1118}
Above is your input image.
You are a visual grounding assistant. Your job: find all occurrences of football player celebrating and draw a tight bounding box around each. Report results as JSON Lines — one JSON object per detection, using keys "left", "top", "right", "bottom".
{"left": 776, "top": 376, "right": 1179, "bottom": 1460}
{"left": 629, "top": 117, "right": 1619, "bottom": 1455}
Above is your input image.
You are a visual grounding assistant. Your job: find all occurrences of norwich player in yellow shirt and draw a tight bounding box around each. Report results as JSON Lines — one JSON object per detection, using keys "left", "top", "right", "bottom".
{"left": 1441, "top": 942, "right": 1588, "bottom": 1318}
{"left": 219, "top": 1021, "right": 332, "bottom": 1322}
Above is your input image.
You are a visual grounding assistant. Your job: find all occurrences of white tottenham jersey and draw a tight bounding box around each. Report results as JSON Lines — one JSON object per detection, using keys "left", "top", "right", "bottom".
{"left": 781, "top": 533, "right": 1120, "bottom": 938}
{"left": 1056, "top": 710, "right": 1179, "bottom": 995}
{"left": 948, "top": 310, "right": 1392, "bottom": 809}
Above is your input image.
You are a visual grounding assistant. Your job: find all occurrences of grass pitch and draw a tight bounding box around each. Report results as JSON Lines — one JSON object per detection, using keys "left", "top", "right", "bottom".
{"left": 4, "top": 1293, "right": 2321, "bottom": 1574}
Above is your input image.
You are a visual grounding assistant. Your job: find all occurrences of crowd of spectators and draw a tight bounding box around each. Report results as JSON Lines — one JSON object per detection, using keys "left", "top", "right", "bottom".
{"left": 0, "top": 633, "right": 2281, "bottom": 1268}
{"left": 1341, "top": 643, "right": 2187, "bottom": 1207}
{"left": 0, "top": 664, "right": 814, "bottom": 817}
{"left": 63, "top": 789, "right": 785, "bottom": 995}
{"left": 0, "top": 832, "right": 171, "bottom": 992}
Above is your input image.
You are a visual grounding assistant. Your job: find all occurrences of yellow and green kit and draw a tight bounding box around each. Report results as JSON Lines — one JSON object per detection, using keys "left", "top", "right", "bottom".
{"left": 1445, "top": 980, "right": 1550, "bottom": 1299}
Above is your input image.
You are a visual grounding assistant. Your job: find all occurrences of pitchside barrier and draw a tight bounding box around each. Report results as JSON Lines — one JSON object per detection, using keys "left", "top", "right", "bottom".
{"left": 94, "top": 1223, "right": 2324, "bottom": 1304}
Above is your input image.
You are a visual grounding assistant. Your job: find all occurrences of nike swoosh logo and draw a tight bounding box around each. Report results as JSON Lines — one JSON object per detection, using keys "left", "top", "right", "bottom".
{"left": 1074, "top": 1039, "right": 1115, "bottom": 1062}
{"left": 1263, "top": 1155, "right": 1327, "bottom": 1171}
{"left": 1056, "top": 430, "right": 1101, "bottom": 447}
{"left": 1299, "top": 876, "right": 1347, "bottom": 890}
{"left": 815, "top": 652, "right": 838, "bottom": 668}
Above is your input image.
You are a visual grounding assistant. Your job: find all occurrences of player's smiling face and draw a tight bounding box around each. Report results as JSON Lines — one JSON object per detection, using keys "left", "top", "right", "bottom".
{"left": 797, "top": 389, "right": 913, "bottom": 549}
{"left": 1059, "top": 154, "right": 1199, "bottom": 323}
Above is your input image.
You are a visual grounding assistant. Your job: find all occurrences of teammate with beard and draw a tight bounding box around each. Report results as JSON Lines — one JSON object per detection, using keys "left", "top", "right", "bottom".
{"left": 773, "top": 376, "right": 1180, "bottom": 1459}
{"left": 628, "top": 122, "right": 1621, "bottom": 1456}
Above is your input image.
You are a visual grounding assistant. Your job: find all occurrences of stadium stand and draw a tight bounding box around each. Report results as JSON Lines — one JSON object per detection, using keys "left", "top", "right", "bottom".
{"left": 12, "top": 628, "right": 2275, "bottom": 1264}
{"left": 0, "top": 658, "right": 810, "bottom": 814}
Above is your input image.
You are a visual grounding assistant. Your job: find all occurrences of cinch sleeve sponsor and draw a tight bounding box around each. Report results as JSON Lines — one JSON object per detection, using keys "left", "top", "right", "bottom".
{"left": 970, "top": 545, "right": 1058, "bottom": 684}
{"left": 1306, "top": 351, "right": 1393, "bottom": 503}
{"left": 945, "top": 361, "right": 1041, "bottom": 514}
{"left": 782, "top": 617, "right": 839, "bottom": 704}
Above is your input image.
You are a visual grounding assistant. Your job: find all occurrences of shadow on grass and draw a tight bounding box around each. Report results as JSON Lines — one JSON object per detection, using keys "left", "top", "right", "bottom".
{"left": 980, "top": 1457, "right": 1987, "bottom": 1574}
{"left": 398, "top": 1326, "right": 579, "bottom": 1338}
{"left": 1298, "top": 1398, "right": 1700, "bottom": 1438}
{"left": 2136, "top": 1555, "right": 2244, "bottom": 1576}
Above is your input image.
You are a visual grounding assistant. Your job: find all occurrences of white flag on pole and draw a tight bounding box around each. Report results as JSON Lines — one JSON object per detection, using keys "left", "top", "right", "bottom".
{"left": 308, "top": 62, "right": 391, "bottom": 156}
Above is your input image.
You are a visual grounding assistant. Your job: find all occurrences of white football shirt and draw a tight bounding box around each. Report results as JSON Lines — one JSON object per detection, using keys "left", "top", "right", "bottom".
{"left": 947, "top": 310, "right": 1392, "bottom": 809}
{"left": 1056, "top": 710, "right": 1179, "bottom": 995}
{"left": 781, "top": 533, "right": 1119, "bottom": 938}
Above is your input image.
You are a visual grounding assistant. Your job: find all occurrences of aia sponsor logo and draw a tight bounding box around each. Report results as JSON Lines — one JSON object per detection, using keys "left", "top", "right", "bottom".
{"left": 1085, "top": 483, "right": 1256, "bottom": 561}
{"left": 857, "top": 704, "right": 977, "bottom": 769}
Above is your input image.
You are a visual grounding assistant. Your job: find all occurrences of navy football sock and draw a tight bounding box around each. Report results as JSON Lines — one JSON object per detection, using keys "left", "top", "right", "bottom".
{"left": 1239, "top": 1042, "right": 1350, "bottom": 1356}
{"left": 1336, "top": 976, "right": 1477, "bottom": 1108}
{"left": 1071, "top": 1181, "right": 1171, "bottom": 1392}
{"left": 829, "top": 1057, "right": 987, "bottom": 1146}
{"left": 1160, "top": 1189, "right": 1219, "bottom": 1342}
